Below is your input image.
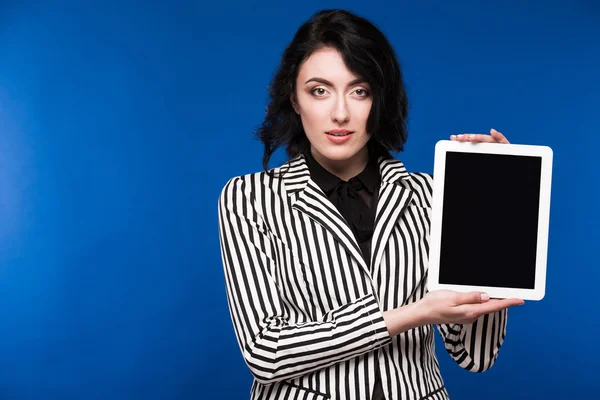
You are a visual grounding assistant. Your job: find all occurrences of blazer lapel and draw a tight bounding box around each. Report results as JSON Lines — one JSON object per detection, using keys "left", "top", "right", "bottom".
{"left": 283, "top": 154, "right": 370, "bottom": 275}
{"left": 281, "top": 154, "right": 414, "bottom": 276}
{"left": 370, "top": 157, "right": 413, "bottom": 271}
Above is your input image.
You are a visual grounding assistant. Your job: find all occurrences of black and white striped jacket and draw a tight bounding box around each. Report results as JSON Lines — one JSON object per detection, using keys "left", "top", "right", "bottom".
{"left": 218, "top": 153, "right": 508, "bottom": 400}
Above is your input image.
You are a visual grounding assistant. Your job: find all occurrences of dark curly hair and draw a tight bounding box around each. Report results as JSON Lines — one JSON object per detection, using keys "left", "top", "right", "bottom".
{"left": 255, "top": 9, "right": 409, "bottom": 171}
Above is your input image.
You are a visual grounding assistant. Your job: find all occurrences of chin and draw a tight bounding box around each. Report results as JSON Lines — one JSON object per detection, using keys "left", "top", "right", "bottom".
{"left": 313, "top": 144, "right": 366, "bottom": 162}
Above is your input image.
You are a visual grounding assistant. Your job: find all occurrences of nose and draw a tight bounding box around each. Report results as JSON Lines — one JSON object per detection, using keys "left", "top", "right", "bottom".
{"left": 331, "top": 96, "right": 350, "bottom": 123}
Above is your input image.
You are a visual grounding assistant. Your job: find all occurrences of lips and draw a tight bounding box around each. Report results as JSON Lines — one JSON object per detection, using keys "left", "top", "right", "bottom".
{"left": 326, "top": 129, "right": 353, "bottom": 136}
{"left": 325, "top": 130, "right": 353, "bottom": 144}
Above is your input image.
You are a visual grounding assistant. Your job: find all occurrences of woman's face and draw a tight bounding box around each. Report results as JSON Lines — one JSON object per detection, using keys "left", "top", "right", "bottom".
{"left": 293, "top": 47, "right": 373, "bottom": 169}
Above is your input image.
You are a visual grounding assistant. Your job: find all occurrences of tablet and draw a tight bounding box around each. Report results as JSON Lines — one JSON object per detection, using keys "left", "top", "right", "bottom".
{"left": 427, "top": 140, "right": 553, "bottom": 301}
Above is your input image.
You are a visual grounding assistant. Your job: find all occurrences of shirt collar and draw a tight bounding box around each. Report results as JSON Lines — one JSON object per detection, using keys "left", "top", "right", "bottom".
{"left": 304, "top": 150, "right": 381, "bottom": 194}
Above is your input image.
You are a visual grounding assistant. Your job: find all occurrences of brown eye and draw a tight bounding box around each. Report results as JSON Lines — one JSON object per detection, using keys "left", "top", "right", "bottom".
{"left": 311, "top": 87, "right": 328, "bottom": 97}
{"left": 354, "top": 88, "right": 369, "bottom": 97}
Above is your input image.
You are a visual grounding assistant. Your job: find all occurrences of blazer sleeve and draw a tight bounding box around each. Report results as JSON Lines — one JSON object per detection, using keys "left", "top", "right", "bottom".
{"left": 218, "top": 176, "right": 392, "bottom": 385}
{"left": 436, "top": 309, "right": 508, "bottom": 372}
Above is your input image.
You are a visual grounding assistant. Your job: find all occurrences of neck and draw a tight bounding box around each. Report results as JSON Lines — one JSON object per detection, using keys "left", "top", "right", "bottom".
{"left": 310, "top": 146, "right": 370, "bottom": 181}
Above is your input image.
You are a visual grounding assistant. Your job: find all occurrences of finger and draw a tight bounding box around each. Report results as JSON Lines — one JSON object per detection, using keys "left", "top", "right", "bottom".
{"left": 465, "top": 134, "right": 497, "bottom": 143}
{"left": 454, "top": 133, "right": 497, "bottom": 143}
{"left": 490, "top": 128, "right": 510, "bottom": 144}
{"left": 455, "top": 291, "right": 490, "bottom": 305}
{"left": 454, "top": 134, "right": 470, "bottom": 142}
{"left": 488, "top": 298, "right": 525, "bottom": 307}
{"left": 455, "top": 298, "right": 523, "bottom": 321}
{"left": 472, "top": 298, "right": 524, "bottom": 314}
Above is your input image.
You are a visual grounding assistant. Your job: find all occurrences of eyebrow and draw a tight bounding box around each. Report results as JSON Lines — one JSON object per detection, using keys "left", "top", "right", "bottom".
{"left": 304, "top": 77, "right": 366, "bottom": 87}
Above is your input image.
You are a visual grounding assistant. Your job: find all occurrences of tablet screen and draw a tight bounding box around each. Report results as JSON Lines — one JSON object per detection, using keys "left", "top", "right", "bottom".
{"left": 438, "top": 152, "right": 542, "bottom": 289}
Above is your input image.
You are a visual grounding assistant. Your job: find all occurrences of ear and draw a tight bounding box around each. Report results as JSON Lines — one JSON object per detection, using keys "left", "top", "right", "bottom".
{"left": 290, "top": 93, "right": 299, "bottom": 114}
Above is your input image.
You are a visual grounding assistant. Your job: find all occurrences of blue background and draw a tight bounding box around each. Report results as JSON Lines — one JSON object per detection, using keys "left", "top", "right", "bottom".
{"left": 1, "top": 0, "right": 598, "bottom": 398}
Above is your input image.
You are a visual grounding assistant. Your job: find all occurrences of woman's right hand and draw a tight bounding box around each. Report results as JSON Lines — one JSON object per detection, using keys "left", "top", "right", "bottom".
{"left": 383, "top": 290, "right": 524, "bottom": 336}
{"left": 417, "top": 290, "right": 524, "bottom": 326}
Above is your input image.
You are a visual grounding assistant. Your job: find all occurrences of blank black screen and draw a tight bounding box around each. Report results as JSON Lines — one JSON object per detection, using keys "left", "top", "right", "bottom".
{"left": 439, "top": 152, "right": 541, "bottom": 289}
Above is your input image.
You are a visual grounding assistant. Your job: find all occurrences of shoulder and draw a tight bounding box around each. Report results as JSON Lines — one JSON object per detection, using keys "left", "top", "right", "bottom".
{"left": 218, "top": 171, "right": 268, "bottom": 207}
{"left": 377, "top": 156, "right": 434, "bottom": 208}
{"left": 404, "top": 171, "right": 434, "bottom": 209}
{"left": 218, "top": 159, "right": 299, "bottom": 205}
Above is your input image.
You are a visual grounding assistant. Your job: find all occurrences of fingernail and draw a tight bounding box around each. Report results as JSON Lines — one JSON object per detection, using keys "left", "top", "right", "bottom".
{"left": 450, "top": 135, "right": 456, "bottom": 139}
{"left": 480, "top": 293, "right": 490, "bottom": 301}
{"left": 469, "top": 134, "right": 475, "bottom": 139}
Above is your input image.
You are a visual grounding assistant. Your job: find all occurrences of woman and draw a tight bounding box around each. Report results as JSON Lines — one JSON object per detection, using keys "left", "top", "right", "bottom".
{"left": 218, "top": 9, "right": 523, "bottom": 400}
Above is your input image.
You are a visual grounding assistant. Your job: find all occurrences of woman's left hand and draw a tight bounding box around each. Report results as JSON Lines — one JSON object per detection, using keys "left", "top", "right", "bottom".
{"left": 450, "top": 128, "right": 510, "bottom": 144}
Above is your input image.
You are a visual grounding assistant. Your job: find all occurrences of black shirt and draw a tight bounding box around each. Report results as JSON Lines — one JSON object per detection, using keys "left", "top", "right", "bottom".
{"left": 304, "top": 150, "right": 386, "bottom": 400}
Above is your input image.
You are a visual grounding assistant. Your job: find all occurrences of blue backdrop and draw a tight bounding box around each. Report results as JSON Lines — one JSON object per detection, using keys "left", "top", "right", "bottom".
{"left": 1, "top": 0, "right": 598, "bottom": 398}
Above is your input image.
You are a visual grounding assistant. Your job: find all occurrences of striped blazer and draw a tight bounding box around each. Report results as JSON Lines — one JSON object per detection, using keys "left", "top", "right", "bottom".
{"left": 218, "top": 153, "right": 508, "bottom": 400}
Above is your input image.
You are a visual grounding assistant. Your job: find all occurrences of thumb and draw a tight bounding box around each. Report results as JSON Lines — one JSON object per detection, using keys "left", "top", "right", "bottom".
{"left": 490, "top": 128, "right": 510, "bottom": 144}
{"left": 456, "top": 291, "right": 490, "bottom": 305}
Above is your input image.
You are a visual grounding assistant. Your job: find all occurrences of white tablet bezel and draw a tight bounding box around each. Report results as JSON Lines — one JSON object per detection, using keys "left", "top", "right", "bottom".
{"left": 427, "top": 140, "right": 553, "bottom": 301}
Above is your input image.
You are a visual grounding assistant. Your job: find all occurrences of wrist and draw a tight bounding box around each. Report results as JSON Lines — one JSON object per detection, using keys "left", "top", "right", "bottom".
{"left": 383, "top": 301, "right": 428, "bottom": 337}
{"left": 410, "top": 299, "right": 433, "bottom": 327}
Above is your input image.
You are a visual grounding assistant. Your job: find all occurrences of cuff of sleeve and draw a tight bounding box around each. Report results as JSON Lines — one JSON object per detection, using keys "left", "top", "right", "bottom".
{"left": 360, "top": 294, "right": 393, "bottom": 347}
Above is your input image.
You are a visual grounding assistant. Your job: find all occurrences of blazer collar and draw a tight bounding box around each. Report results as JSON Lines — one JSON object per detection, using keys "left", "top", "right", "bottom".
{"left": 303, "top": 150, "right": 381, "bottom": 194}
{"left": 280, "top": 153, "right": 411, "bottom": 195}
